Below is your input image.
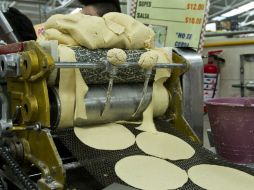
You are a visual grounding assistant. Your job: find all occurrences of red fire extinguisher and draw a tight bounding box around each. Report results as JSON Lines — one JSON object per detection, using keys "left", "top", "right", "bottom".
{"left": 204, "top": 50, "right": 224, "bottom": 113}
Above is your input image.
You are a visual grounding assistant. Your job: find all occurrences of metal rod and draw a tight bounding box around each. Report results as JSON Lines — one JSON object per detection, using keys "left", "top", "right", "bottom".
{"left": 101, "top": 66, "right": 117, "bottom": 116}
{"left": 155, "top": 63, "right": 186, "bottom": 68}
{"left": 55, "top": 62, "right": 106, "bottom": 69}
{"left": 55, "top": 62, "right": 186, "bottom": 69}
{"left": 61, "top": 156, "right": 76, "bottom": 161}
{"left": 63, "top": 162, "right": 82, "bottom": 170}
{"left": 205, "top": 30, "right": 254, "bottom": 37}
{"left": 0, "top": 11, "right": 19, "bottom": 43}
{"left": 132, "top": 69, "right": 152, "bottom": 117}
{"left": 29, "top": 173, "right": 42, "bottom": 178}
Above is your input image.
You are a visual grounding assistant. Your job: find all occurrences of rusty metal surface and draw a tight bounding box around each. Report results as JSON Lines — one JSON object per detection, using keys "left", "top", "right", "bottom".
{"left": 0, "top": 42, "right": 24, "bottom": 55}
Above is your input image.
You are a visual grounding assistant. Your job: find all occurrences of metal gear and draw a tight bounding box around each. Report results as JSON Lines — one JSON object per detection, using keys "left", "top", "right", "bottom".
{"left": 0, "top": 145, "right": 38, "bottom": 190}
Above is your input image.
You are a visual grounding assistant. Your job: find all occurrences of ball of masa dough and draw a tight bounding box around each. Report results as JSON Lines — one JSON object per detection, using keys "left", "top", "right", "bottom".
{"left": 138, "top": 51, "right": 158, "bottom": 69}
{"left": 107, "top": 48, "right": 127, "bottom": 66}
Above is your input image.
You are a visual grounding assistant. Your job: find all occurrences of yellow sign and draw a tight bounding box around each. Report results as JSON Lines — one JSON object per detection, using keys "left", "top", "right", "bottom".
{"left": 135, "top": 0, "right": 207, "bottom": 48}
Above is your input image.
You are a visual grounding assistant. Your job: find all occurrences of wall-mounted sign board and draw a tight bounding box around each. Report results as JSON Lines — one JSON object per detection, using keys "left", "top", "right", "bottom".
{"left": 132, "top": 0, "right": 207, "bottom": 49}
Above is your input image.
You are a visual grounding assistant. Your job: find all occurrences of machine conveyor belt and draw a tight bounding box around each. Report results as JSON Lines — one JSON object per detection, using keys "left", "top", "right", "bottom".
{"left": 55, "top": 120, "right": 254, "bottom": 190}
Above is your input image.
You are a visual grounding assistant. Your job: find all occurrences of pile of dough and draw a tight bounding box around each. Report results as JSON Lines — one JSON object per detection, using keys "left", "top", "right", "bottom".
{"left": 188, "top": 164, "right": 254, "bottom": 190}
{"left": 107, "top": 48, "right": 127, "bottom": 66}
{"left": 136, "top": 132, "right": 195, "bottom": 160}
{"left": 115, "top": 155, "right": 188, "bottom": 190}
{"left": 44, "top": 28, "right": 78, "bottom": 46}
{"left": 44, "top": 12, "right": 154, "bottom": 49}
{"left": 103, "top": 13, "right": 154, "bottom": 49}
{"left": 74, "top": 123, "right": 135, "bottom": 150}
{"left": 136, "top": 48, "right": 172, "bottom": 133}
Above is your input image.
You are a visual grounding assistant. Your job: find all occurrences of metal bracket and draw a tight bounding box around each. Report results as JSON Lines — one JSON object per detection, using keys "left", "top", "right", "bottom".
{"left": 0, "top": 53, "right": 21, "bottom": 78}
{"left": 132, "top": 69, "right": 152, "bottom": 117}
{"left": 0, "top": 86, "right": 12, "bottom": 135}
{"left": 101, "top": 64, "right": 118, "bottom": 116}
{"left": 175, "top": 48, "right": 204, "bottom": 141}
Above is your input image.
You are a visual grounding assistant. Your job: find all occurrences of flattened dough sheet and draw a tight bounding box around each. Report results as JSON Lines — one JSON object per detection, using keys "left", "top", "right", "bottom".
{"left": 58, "top": 45, "right": 88, "bottom": 127}
{"left": 115, "top": 155, "right": 188, "bottom": 190}
{"left": 74, "top": 123, "right": 135, "bottom": 150}
{"left": 188, "top": 164, "right": 254, "bottom": 190}
{"left": 136, "top": 132, "right": 195, "bottom": 160}
{"left": 136, "top": 48, "right": 172, "bottom": 133}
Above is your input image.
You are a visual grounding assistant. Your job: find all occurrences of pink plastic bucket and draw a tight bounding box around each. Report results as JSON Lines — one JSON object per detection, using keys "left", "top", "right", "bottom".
{"left": 206, "top": 98, "right": 254, "bottom": 164}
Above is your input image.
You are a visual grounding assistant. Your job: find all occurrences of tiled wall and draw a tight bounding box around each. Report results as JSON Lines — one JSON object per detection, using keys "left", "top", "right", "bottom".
{"left": 203, "top": 43, "right": 254, "bottom": 98}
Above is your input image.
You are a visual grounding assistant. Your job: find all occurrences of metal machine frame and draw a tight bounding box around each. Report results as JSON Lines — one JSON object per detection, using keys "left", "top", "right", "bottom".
{"left": 180, "top": 48, "right": 204, "bottom": 140}
{"left": 0, "top": 41, "right": 204, "bottom": 189}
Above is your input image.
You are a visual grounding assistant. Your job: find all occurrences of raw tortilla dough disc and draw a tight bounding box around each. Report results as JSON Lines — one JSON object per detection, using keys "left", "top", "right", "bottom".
{"left": 74, "top": 123, "right": 135, "bottom": 150}
{"left": 136, "top": 132, "right": 195, "bottom": 160}
{"left": 115, "top": 155, "right": 188, "bottom": 190}
{"left": 188, "top": 164, "right": 254, "bottom": 190}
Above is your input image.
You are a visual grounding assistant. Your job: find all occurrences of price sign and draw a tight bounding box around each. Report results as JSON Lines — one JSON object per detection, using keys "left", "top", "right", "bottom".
{"left": 134, "top": 0, "right": 207, "bottom": 49}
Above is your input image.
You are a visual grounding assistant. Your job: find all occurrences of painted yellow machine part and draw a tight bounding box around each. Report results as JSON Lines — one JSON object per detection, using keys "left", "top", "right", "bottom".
{"left": 7, "top": 41, "right": 54, "bottom": 127}
{"left": 6, "top": 41, "right": 65, "bottom": 189}
{"left": 5, "top": 41, "right": 199, "bottom": 190}
{"left": 15, "top": 129, "right": 65, "bottom": 190}
{"left": 166, "top": 53, "right": 200, "bottom": 143}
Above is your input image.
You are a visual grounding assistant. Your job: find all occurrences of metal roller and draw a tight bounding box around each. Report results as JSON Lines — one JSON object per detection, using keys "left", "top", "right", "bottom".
{"left": 72, "top": 47, "right": 153, "bottom": 84}
{"left": 0, "top": 53, "right": 20, "bottom": 78}
{"left": 49, "top": 84, "right": 152, "bottom": 127}
{"left": 47, "top": 47, "right": 154, "bottom": 85}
